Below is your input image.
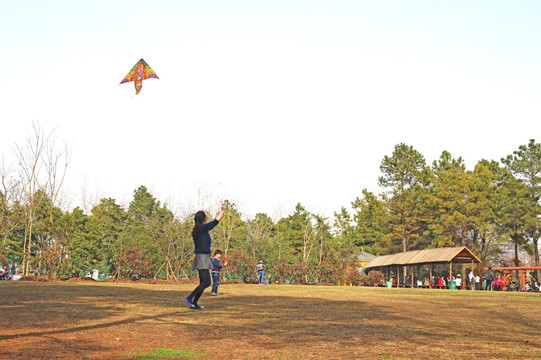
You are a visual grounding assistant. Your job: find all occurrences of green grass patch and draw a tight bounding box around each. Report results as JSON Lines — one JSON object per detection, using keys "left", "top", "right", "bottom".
{"left": 129, "top": 348, "right": 207, "bottom": 359}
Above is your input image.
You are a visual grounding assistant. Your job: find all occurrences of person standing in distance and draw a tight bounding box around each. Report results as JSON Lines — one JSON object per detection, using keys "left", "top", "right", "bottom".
{"left": 255, "top": 260, "right": 266, "bottom": 284}
{"left": 185, "top": 202, "right": 226, "bottom": 310}
{"left": 483, "top": 266, "right": 495, "bottom": 291}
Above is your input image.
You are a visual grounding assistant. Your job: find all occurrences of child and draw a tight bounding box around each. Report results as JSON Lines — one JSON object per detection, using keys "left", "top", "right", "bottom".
{"left": 211, "top": 250, "right": 227, "bottom": 296}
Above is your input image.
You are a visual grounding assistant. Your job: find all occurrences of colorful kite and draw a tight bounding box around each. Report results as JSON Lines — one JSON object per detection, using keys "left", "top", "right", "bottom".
{"left": 120, "top": 58, "right": 159, "bottom": 95}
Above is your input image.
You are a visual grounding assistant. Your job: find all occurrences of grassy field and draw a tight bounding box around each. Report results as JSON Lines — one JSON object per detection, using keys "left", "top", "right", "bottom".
{"left": 0, "top": 281, "right": 540, "bottom": 359}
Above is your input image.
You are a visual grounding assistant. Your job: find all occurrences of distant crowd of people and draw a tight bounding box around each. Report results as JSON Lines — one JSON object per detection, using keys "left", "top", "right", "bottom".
{"left": 387, "top": 266, "right": 541, "bottom": 292}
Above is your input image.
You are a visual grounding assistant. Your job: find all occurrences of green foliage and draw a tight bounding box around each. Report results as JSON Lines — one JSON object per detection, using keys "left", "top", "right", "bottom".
{"left": 244, "top": 212, "right": 275, "bottom": 259}
{"left": 91, "top": 198, "right": 128, "bottom": 268}
{"left": 130, "top": 348, "right": 207, "bottom": 359}
{"left": 214, "top": 201, "right": 245, "bottom": 255}
{"left": 278, "top": 203, "right": 312, "bottom": 258}
{"left": 502, "top": 139, "right": 541, "bottom": 274}
{"left": 125, "top": 186, "right": 163, "bottom": 270}
{"left": 426, "top": 151, "right": 472, "bottom": 247}
{"left": 350, "top": 190, "right": 390, "bottom": 255}
{"left": 378, "top": 143, "right": 430, "bottom": 252}
{"left": 2, "top": 140, "right": 540, "bottom": 279}
{"left": 56, "top": 208, "right": 104, "bottom": 277}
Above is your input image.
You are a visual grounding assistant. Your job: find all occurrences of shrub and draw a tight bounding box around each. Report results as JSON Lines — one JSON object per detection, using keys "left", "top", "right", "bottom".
{"left": 284, "top": 263, "right": 310, "bottom": 284}
{"left": 268, "top": 259, "right": 289, "bottom": 283}
{"left": 223, "top": 250, "right": 257, "bottom": 283}
{"left": 115, "top": 247, "right": 153, "bottom": 279}
{"left": 345, "top": 266, "right": 363, "bottom": 286}
{"left": 316, "top": 260, "right": 339, "bottom": 284}
{"left": 30, "top": 246, "right": 70, "bottom": 278}
{"left": 360, "top": 270, "right": 385, "bottom": 286}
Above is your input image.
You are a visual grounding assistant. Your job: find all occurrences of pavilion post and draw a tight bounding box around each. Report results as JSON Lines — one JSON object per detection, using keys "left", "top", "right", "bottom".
{"left": 449, "top": 261, "right": 453, "bottom": 287}
{"left": 430, "top": 265, "right": 433, "bottom": 289}
{"left": 471, "top": 260, "right": 474, "bottom": 290}
{"left": 411, "top": 267, "right": 414, "bottom": 288}
{"left": 397, "top": 266, "right": 400, "bottom": 287}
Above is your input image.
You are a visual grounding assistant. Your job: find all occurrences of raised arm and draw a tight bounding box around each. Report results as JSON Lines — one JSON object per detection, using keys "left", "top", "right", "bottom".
{"left": 216, "top": 202, "right": 226, "bottom": 222}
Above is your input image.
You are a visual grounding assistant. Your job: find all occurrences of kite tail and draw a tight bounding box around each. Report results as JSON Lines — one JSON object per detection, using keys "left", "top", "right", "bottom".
{"left": 135, "top": 79, "right": 143, "bottom": 95}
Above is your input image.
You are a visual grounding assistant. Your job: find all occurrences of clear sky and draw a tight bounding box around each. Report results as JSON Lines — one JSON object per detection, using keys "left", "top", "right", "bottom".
{"left": 1, "top": 1, "right": 540, "bottom": 219}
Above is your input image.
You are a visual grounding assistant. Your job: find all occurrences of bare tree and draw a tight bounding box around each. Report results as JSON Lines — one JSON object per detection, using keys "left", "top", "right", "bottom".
{"left": 302, "top": 220, "right": 316, "bottom": 265}
{"left": 217, "top": 202, "right": 244, "bottom": 256}
{"left": 312, "top": 214, "right": 329, "bottom": 266}
{"left": 149, "top": 215, "right": 193, "bottom": 280}
{"left": 15, "top": 123, "right": 70, "bottom": 275}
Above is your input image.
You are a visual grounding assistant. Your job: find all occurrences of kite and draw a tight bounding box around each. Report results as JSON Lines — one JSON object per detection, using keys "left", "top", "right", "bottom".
{"left": 120, "top": 58, "right": 159, "bottom": 95}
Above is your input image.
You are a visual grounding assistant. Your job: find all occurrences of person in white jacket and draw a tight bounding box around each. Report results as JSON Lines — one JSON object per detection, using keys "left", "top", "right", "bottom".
{"left": 468, "top": 270, "right": 475, "bottom": 290}
{"left": 455, "top": 274, "right": 462, "bottom": 289}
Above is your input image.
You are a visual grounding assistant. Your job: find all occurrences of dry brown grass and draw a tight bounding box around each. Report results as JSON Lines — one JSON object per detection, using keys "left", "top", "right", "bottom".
{"left": 0, "top": 281, "right": 539, "bottom": 359}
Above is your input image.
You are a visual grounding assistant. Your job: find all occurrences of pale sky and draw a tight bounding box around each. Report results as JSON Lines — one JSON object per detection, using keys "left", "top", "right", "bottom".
{"left": 1, "top": 1, "right": 540, "bottom": 219}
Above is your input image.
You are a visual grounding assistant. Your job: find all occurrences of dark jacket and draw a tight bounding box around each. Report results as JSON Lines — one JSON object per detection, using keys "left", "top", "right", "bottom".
{"left": 193, "top": 219, "right": 219, "bottom": 254}
{"left": 211, "top": 257, "right": 224, "bottom": 273}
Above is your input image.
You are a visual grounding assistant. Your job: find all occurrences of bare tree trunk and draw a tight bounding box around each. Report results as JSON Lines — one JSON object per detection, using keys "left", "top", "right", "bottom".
{"left": 533, "top": 233, "right": 540, "bottom": 282}
{"left": 461, "top": 227, "right": 466, "bottom": 282}
{"left": 319, "top": 230, "right": 324, "bottom": 266}
{"left": 44, "top": 138, "right": 70, "bottom": 252}
{"left": 302, "top": 223, "right": 315, "bottom": 264}
{"left": 16, "top": 123, "right": 69, "bottom": 276}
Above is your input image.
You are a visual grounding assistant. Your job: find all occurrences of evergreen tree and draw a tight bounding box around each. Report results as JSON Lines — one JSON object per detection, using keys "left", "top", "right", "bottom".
{"left": 426, "top": 151, "right": 472, "bottom": 248}
{"left": 378, "top": 143, "right": 430, "bottom": 253}
{"left": 245, "top": 213, "right": 275, "bottom": 260}
{"left": 58, "top": 208, "right": 103, "bottom": 277}
{"left": 351, "top": 190, "right": 390, "bottom": 255}
{"left": 125, "top": 186, "right": 162, "bottom": 272}
{"left": 90, "top": 198, "right": 128, "bottom": 278}
{"left": 502, "top": 139, "right": 541, "bottom": 279}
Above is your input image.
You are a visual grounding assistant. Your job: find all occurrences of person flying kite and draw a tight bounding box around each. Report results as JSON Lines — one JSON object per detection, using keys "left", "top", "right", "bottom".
{"left": 120, "top": 58, "right": 159, "bottom": 95}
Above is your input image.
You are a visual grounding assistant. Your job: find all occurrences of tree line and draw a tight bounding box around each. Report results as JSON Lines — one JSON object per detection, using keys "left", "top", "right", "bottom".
{"left": 1, "top": 126, "right": 540, "bottom": 282}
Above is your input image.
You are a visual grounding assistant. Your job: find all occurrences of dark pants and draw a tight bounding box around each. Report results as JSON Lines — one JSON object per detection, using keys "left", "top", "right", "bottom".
{"left": 187, "top": 269, "right": 211, "bottom": 305}
{"left": 211, "top": 272, "right": 220, "bottom": 293}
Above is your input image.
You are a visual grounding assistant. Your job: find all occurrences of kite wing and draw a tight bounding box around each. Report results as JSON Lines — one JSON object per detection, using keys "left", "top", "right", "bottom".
{"left": 120, "top": 58, "right": 159, "bottom": 94}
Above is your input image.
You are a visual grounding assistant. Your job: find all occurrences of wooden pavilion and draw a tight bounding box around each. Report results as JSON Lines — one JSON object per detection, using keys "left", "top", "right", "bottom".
{"left": 364, "top": 246, "right": 481, "bottom": 287}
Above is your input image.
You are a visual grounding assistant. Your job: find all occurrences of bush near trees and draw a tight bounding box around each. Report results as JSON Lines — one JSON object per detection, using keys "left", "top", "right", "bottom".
{"left": 1, "top": 139, "right": 541, "bottom": 284}
{"left": 360, "top": 270, "right": 385, "bottom": 287}
{"left": 114, "top": 247, "right": 154, "bottom": 280}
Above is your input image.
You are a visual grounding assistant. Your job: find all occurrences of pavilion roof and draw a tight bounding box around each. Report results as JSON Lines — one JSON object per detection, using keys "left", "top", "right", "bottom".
{"left": 363, "top": 246, "right": 481, "bottom": 269}
{"left": 356, "top": 251, "right": 377, "bottom": 262}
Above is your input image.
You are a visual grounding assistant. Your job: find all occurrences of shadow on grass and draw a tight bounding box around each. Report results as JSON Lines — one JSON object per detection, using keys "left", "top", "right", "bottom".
{"left": 0, "top": 310, "right": 182, "bottom": 340}
{"left": 0, "top": 282, "right": 540, "bottom": 355}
